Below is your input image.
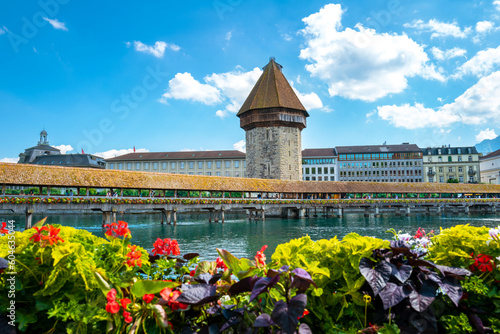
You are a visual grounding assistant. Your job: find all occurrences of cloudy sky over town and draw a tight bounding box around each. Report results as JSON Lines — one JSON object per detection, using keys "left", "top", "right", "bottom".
{"left": 1, "top": 0, "right": 499, "bottom": 161}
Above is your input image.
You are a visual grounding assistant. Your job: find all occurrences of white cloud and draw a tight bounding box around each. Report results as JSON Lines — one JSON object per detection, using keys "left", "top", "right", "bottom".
{"left": 233, "top": 140, "right": 246, "bottom": 153}
{"left": 0, "top": 27, "right": 5, "bottom": 35}
{"left": 225, "top": 31, "right": 232, "bottom": 41}
{"left": 376, "top": 71, "right": 500, "bottom": 128}
{"left": 133, "top": 41, "right": 179, "bottom": 58}
{"left": 476, "top": 21, "right": 495, "bottom": 33}
{"left": 205, "top": 67, "right": 262, "bottom": 118}
{"left": 160, "top": 72, "right": 222, "bottom": 105}
{"left": 282, "top": 33, "right": 293, "bottom": 41}
{"left": 454, "top": 45, "right": 500, "bottom": 78}
{"left": 442, "top": 71, "right": 500, "bottom": 124}
{"left": 42, "top": 17, "right": 68, "bottom": 31}
{"left": 94, "top": 148, "right": 149, "bottom": 159}
{"left": 376, "top": 103, "right": 459, "bottom": 129}
{"left": 0, "top": 157, "right": 18, "bottom": 163}
{"left": 476, "top": 128, "right": 497, "bottom": 142}
{"left": 495, "top": 0, "right": 500, "bottom": 11}
{"left": 404, "top": 19, "right": 471, "bottom": 38}
{"left": 292, "top": 87, "right": 325, "bottom": 111}
{"left": 431, "top": 47, "right": 466, "bottom": 61}
{"left": 54, "top": 144, "right": 73, "bottom": 154}
{"left": 299, "top": 4, "right": 442, "bottom": 102}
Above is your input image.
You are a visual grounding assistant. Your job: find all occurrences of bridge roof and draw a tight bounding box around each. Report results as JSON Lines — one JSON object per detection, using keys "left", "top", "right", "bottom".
{"left": 1, "top": 162, "right": 500, "bottom": 194}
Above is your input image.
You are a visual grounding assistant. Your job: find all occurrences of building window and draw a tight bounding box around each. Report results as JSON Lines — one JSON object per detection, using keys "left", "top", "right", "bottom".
{"left": 448, "top": 167, "right": 453, "bottom": 173}
{"left": 469, "top": 176, "right": 474, "bottom": 182}
{"left": 189, "top": 162, "right": 194, "bottom": 169}
{"left": 459, "top": 176, "right": 464, "bottom": 182}
{"left": 468, "top": 156, "right": 472, "bottom": 162}
{"left": 429, "top": 177, "right": 434, "bottom": 182}
{"left": 207, "top": 161, "right": 212, "bottom": 168}
{"left": 216, "top": 172, "right": 221, "bottom": 176}
{"left": 225, "top": 161, "right": 230, "bottom": 168}
{"left": 438, "top": 157, "right": 442, "bottom": 162}
{"left": 109, "top": 163, "right": 114, "bottom": 169}
{"left": 216, "top": 161, "right": 221, "bottom": 168}
{"left": 439, "top": 167, "right": 443, "bottom": 173}
{"left": 448, "top": 156, "right": 452, "bottom": 162}
{"left": 198, "top": 172, "right": 202, "bottom": 175}
{"left": 312, "top": 167, "right": 316, "bottom": 174}
{"left": 235, "top": 171, "right": 240, "bottom": 177}
{"left": 198, "top": 161, "right": 203, "bottom": 169}
{"left": 207, "top": 172, "right": 212, "bottom": 176}
{"left": 153, "top": 162, "right": 158, "bottom": 170}
{"left": 144, "top": 163, "right": 149, "bottom": 170}
{"left": 324, "top": 167, "right": 328, "bottom": 174}
{"left": 135, "top": 163, "right": 140, "bottom": 170}
{"left": 162, "top": 162, "right": 167, "bottom": 170}
{"left": 458, "top": 167, "right": 463, "bottom": 172}
{"left": 188, "top": 172, "right": 194, "bottom": 175}
{"left": 305, "top": 168, "right": 310, "bottom": 174}
{"left": 225, "top": 171, "right": 230, "bottom": 176}
{"left": 171, "top": 162, "right": 176, "bottom": 169}
{"left": 235, "top": 161, "right": 239, "bottom": 168}
{"left": 439, "top": 176, "right": 444, "bottom": 183}
{"left": 180, "top": 162, "right": 185, "bottom": 169}
{"left": 127, "top": 163, "right": 132, "bottom": 170}
{"left": 428, "top": 157, "right": 432, "bottom": 162}
{"left": 458, "top": 156, "right": 462, "bottom": 162}
{"left": 118, "top": 163, "right": 123, "bottom": 170}
{"left": 330, "top": 167, "right": 334, "bottom": 174}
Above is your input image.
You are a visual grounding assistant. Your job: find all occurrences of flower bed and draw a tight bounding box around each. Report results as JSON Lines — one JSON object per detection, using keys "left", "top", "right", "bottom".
{"left": 1, "top": 220, "right": 500, "bottom": 333}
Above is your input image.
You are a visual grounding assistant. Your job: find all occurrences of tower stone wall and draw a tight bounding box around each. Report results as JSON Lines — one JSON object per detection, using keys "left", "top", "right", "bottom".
{"left": 245, "top": 126, "right": 302, "bottom": 180}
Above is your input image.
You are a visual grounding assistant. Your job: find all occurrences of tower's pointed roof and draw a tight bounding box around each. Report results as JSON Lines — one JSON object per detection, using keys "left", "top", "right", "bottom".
{"left": 237, "top": 58, "right": 308, "bottom": 117}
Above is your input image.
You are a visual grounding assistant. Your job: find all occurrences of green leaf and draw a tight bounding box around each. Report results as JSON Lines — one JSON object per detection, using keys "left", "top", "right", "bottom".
{"left": 378, "top": 323, "right": 401, "bottom": 334}
{"left": 33, "top": 216, "right": 47, "bottom": 228}
{"left": 217, "top": 248, "right": 245, "bottom": 272}
{"left": 131, "top": 280, "right": 180, "bottom": 297}
{"left": 94, "top": 271, "right": 111, "bottom": 293}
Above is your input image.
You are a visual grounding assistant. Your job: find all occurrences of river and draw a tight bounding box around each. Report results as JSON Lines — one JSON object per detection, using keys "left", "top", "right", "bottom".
{"left": 2, "top": 212, "right": 499, "bottom": 261}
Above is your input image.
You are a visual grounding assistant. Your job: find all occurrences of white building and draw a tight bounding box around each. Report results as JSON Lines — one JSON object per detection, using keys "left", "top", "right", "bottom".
{"left": 302, "top": 149, "right": 337, "bottom": 181}
{"left": 480, "top": 149, "right": 500, "bottom": 184}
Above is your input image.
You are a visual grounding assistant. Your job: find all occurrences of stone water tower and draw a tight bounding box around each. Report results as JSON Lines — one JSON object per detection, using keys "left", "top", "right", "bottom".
{"left": 237, "top": 58, "right": 309, "bottom": 180}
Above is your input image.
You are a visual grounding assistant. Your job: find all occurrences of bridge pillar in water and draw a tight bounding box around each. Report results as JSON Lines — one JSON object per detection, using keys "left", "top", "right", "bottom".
{"left": 173, "top": 209, "right": 177, "bottom": 225}
{"left": 261, "top": 209, "right": 265, "bottom": 221}
{"left": 313, "top": 207, "right": 318, "bottom": 218}
{"left": 214, "top": 210, "right": 219, "bottom": 223}
{"left": 436, "top": 205, "right": 442, "bottom": 214}
{"left": 374, "top": 206, "right": 380, "bottom": 217}
{"left": 299, "top": 209, "right": 305, "bottom": 218}
{"left": 465, "top": 205, "right": 470, "bottom": 215}
{"left": 406, "top": 206, "right": 411, "bottom": 216}
{"left": 337, "top": 207, "right": 343, "bottom": 218}
{"left": 25, "top": 208, "right": 34, "bottom": 230}
{"left": 221, "top": 208, "right": 225, "bottom": 223}
{"left": 364, "top": 207, "right": 370, "bottom": 218}
{"left": 167, "top": 211, "right": 172, "bottom": 225}
{"left": 492, "top": 205, "right": 497, "bottom": 214}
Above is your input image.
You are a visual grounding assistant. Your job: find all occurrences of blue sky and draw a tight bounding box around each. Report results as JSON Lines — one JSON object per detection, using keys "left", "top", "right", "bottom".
{"left": 1, "top": 0, "right": 500, "bottom": 161}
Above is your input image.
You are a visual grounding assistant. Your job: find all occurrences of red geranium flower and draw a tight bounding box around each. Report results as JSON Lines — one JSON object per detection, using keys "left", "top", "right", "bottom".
{"left": 254, "top": 245, "right": 268, "bottom": 267}
{"left": 29, "top": 226, "right": 47, "bottom": 243}
{"left": 160, "top": 287, "right": 188, "bottom": 311}
{"left": 107, "top": 288, "right": 117, "bottom": 302}
{"left": 152, "top": 238, "right": 180, "bottom": 256}
{"left": 125, "top": 245, "right": 142, "bottom": 268}
{"left": 298, "top": 309, "right": 309, "bottom": 319}
{"left": 215, "top": 257, "right": 228, "bottom": 271}
{"left": 123, "top": 311, "right": 133, "bottom": 323}
{"left": 414, "top": 227, "right": 425, "bottom": 239}
{"left": 42, "top": 225, "right": 64, "bottom": 246}
{"left": 0, "top": 222, "right": 9, "bottom": 235}
{"left": 106, "top": 301, "right": 120, "bottom": 314}
{"left": 120, "top": 298, "right": 131, "bottom": 309}
{"left": 104, "top": 221, "right": 131, "bottom": 238}
{"left": 470, "top": 253, "right": 494, "bottom": 272}
{"left": 142, "top": 294, "right": 155, "bottom": 303}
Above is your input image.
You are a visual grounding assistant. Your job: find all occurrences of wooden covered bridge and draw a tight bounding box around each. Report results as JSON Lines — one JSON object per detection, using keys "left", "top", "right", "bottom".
{"left": 1, "top": 163, "right": 500, "bottom": 228}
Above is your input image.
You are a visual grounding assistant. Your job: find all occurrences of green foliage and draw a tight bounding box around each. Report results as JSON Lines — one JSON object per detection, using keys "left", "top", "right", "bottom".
{"left": 440, "top": 314, "right": 474, "bottom": 333}
{"left": 272, "top": 234, "right": 389, "bottom": 332}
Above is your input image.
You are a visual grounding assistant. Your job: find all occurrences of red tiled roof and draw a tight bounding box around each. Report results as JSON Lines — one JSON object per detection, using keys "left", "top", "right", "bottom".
{"left": 480, "top": 148, "right": 500, "bottom": 160}
{"left": 302, "top": 148, "right": 337, "bottom": 157}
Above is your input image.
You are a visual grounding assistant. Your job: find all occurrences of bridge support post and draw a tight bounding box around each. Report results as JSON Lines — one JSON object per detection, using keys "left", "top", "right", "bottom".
{"left": 374, "top": 206, "right": 380, "bottom": 217}
{"left": 337, "top": 207, "right": 343, "bottom": 218}
{"left": 112, "top": 208, "right": 117, "bottom": 223}
{"left": 173, "top": 209, "right": 177, "bottom": 225}
{"left": 465, "top": 205, "right": 470, "bottom": 215}
{"left": 102, "top": 212, "right": 112, "bottom": 226}
{"left": 406, "top": 206, "right": 411, "bottom": 216}
{"left": 261, "top": 209, "right": 265, "bottom": 221}
{"left": 209, "top": 210, "right": 213, "bottom": 223}
{"left": 167, "top": 211, "right": 172, "bottom": 225}
{"left": 436, "top": 206, "right": 442, "bottom": 215}
{"left": 221, "top": 208, "right": 225, "bottom": 223}
{"left": 364, "top": 207, "right": 370, "bottom": 218}
{"left": 492, "top": 205, "right": 497, "bottom": 214}
{"left": 313, "top": 207, "right": 318, "bottom": 218}
{"left": 214, "top": 210, "right": 219, "bottom": 223}
{"left": 299, "top": 209, "right": 305, "bottom": 218}
{"left": 25, "top": 208, "right": 34, "bottom": 230}
{"left": 1, "top": 184, "right": 5, "bottom": 196}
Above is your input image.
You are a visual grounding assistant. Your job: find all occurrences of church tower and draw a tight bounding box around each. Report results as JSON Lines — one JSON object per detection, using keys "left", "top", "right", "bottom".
{"left": 237, "top": 58, "right": 309, "bottom": 180}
